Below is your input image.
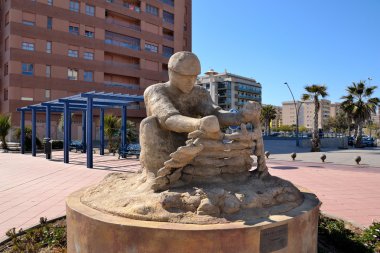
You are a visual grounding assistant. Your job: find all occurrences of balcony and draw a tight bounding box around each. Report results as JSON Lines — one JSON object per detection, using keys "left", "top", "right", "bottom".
{"left": 105, "top": 60, "right": 140, "bottom": 69}
{"left": 238, "top": 94, "right": 260, "bottom": 100}
{"left": 163, "top": 34, "right": 174, "bottom": 41}
{"left": 104, "top": 81, "right": 141, "bottom": 90}
{"left": 235, "top": 85, "right": 261, "bottom": 93}
{"left": 106, "top": 18, "right": 141, "bottom": 31}
{"left": 105, "top": 39, "right": 140, "bottom": 50}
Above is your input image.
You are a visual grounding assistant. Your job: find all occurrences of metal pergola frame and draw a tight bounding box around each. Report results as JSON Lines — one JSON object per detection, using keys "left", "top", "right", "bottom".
{"left": 17, "top": 91, "right": 144, "bottom": 168}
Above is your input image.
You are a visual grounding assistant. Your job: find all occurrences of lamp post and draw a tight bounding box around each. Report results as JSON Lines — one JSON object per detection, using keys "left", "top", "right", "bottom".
{"left": 205, "top": 69, "right": 218, "bottom": 104}
{"left": 284, "top": 82, "right": 302, "bottom": 147}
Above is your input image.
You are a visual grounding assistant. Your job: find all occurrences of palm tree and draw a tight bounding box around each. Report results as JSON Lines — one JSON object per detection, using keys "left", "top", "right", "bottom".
{"left": 302, "top": 84, "right": 328, "bottom": 152}
{"left": 0, "top": 114, "right": 11, "bottom": 150}
{"left": 260, "top": 105, "right": 277, "bottom": 136}
{"left": 126, "top": 120, "right": 138, "bottom": 143}
{"left": 104, "top": 114, "right": 121, "bottom": 153}
{"left": 340, "top": 81, "right": 380, "bottom": 147}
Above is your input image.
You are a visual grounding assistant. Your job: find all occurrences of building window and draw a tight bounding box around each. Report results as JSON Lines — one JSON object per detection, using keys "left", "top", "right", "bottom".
{"left": 146, "top": 4, "right": 158, "bottom": 16}
{"left": 46, "top": 65, "right": 51, "bottom": 77}
{"left": 5, "top": 12, "right": 9, "bottom": 25}
{"left": 85, "top": 4, "right": 95, "bottom": 16}
{"left": 68, "top": 68, "right": 78, "bottom": 80}
{"left": 5, "top": 37, "right": 9, "bottom": 51}
{"left": 47, "top": 0, "right": 53, "bottom": 6}
{"left": 84, "top": 71, "right": 93, "bottom": 82}
{"left": 69, "top": 25, "right": 79, "bottom": 35}
{"left": 163, "top": 11, "right": 174, "bottom": 24}
{"left": 68, "top": 49, "right": 78, "bottom": 57}
{"left": 22, "top": 20, "right": 35, "bottom": 26}
{"left": 84, "top": 27, "right": 94, "bottom": 38}
{"left": 3, "top": 89, "right": 8, "bottom": 101}
{"left": 45, "top": 89, "right": 51, "bottom": 98}
{"left": 22, "top": 63, "right": 34, "bottom": 76}
{"left": 47, "top": 17, "right": 52, "bottom": 30}
{"left": 106, "top": 0, "right": 113, "bottom": 2}
{"left": 69, "top": 0, "right": 79, "bottom": 12}
{"left": 163, "top": 46, "right": 174, "bottom": 58}
{"left": 4, "top": 63, "right": 8, "bottom": 76}
{"left": 46, "top": 41, "right": 52, "bottom": 53}
{"left": 160, "top": 0, "right": 174, "bottom": 7}
{"left": 22, "top": 42, "right": 35, "bottom": 51}
{"left": 105, "top": 31, "right": 140, "bottom": 50}
{"left": 84, "top": 51, "right": 94, "bottom": 60}
{"left": 145, "top": 43, "right": 158, "bottom": 53}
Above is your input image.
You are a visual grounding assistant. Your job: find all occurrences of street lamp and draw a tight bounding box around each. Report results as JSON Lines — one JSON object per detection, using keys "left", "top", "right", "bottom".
{"left": 284, "top": 82, "right": 303, "bottom": 147}
{"left": 205, "top": 69, "right": 218, "bottom": 104}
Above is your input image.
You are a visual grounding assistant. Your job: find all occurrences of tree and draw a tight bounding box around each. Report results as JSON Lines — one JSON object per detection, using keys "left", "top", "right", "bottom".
{"left": 302, "top": 84, "right": 328, "bottom": 152}
{"left": 126, "top": 120, "right": 138, "bottom": 143}
{"left": 340, "top": 81, "right": 380, "bottom": 147}
{"left": 104, "top": 114, "right": 121, "bottom": 154}
{"left": 58, "top": 113, "right": 75, "bottom": 133}
{"left": 260, "top": 105, "right": 277, "bottom": 135}
{"left": 0, "top": 114, "right": 11, "bottom": 150}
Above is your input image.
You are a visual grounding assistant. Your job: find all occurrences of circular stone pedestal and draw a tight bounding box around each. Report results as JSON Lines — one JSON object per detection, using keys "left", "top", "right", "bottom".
{"left": 67, "top": 188, "right": 320, "bottom": 253}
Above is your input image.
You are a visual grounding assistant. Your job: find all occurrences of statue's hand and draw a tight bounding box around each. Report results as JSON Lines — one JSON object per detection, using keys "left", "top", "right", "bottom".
{"left": 199, "top": 115, "right": 220, "bottom": 133}
{"left": 241, "top": 101, "right": 261, "bottom": 122}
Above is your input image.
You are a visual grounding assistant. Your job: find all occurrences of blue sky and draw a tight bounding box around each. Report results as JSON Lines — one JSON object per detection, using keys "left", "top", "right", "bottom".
{"left": 192, "top": 0, "right": 380, "bottom": 106}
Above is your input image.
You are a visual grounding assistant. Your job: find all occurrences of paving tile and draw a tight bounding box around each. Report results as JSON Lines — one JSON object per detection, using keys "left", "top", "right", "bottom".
{"left": 1, "top": 150, "right": 379, "bottom": 242}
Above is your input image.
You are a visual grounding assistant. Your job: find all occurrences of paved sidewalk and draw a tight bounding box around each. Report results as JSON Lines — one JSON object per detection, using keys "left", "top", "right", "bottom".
{"left": 0, "top": 151, "right": 140, "bottom": 242}
{"left": 264, "top": 139, "right": 380, "bottom": 168}
{"left": 1, "top": 151, "right": 379, "bottom": 242}
{"left": 267, "top": 159, "right": 380, "bottom": 228}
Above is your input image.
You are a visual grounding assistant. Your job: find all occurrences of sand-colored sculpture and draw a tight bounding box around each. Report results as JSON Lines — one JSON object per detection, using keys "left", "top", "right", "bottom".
{"left": 81, "top": 52, "right": 304, "bottom": 224}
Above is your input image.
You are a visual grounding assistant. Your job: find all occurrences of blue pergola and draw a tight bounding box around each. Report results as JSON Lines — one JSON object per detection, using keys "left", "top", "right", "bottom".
{"left": 17, "top": 91, "right": 144, "bottom": 168}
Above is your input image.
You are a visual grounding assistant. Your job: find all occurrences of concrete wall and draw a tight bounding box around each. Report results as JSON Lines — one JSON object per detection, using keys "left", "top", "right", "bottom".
{"left": 299, "top": 137, "right": 348, "bottom": 149}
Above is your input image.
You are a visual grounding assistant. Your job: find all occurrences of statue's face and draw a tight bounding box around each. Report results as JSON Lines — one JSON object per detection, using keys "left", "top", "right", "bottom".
{"left": 169, "top": 70, "right": 197, "bottom": 94}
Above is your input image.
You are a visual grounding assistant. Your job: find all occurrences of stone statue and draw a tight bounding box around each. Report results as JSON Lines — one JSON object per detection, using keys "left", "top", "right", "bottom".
{"left": 81, "top": 51, "right": 303, "bottom": 224}
{"left": 140, "top": 51, "right": 268, "bottom": 191}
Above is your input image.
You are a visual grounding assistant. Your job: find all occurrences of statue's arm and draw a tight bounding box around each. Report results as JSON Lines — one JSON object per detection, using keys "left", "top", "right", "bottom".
{"left": 165, "top": 115, "right": 200, "bottom": 133}
{"left": 165, "top": 114, "right": 220, "bottom": 134}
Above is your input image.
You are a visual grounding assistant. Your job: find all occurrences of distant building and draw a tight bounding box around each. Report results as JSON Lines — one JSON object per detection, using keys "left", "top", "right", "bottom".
{"left": 371, "top": 107, "right": 380, "bottom": 125}
{"left": 281, "top": 99, "right": 331, "bottom": 129}
{"left": 271, "top": 105, "right": 282, "bottom": 129}
{"left": 281, "top": 101, "right": 304, "bottom": 127}
{"left": 330, "top": 103, "right": 342, "bottom": 118}
{"left": 196, "top": 71, "right": 262, "bottom": 110}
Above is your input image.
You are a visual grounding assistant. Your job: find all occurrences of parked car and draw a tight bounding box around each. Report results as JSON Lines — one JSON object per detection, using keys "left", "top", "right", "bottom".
{"left": 69, "top": 140, "right": 84, "bottom": 152}
{"left": 348, "top": 136, "right": 354, "bottom": 146}
{"left": 362, "top": 137, "right": 376, "bottom": 147}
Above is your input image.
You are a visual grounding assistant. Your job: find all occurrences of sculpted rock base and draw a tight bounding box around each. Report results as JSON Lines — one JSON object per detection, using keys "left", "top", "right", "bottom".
{"left": 81, "top": 172, "right": 303, "bottom": 224}
{"left": 68, "top": 187, "right": 320, "bottom": 253}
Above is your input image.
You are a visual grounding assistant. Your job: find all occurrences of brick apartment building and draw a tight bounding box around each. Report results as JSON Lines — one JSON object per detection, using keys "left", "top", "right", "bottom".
{"left": 0, "top": 0, "right": 191, "bottom": 140}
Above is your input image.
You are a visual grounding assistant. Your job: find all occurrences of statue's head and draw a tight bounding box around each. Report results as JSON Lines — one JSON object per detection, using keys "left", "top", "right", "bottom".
{"left": 168, "top": 51, "right": 201, "bottom": 94}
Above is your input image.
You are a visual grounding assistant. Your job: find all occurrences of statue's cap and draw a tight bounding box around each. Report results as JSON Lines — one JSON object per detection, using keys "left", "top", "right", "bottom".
{"left": 168, "top": 51, "right": 201, "bottom": 76}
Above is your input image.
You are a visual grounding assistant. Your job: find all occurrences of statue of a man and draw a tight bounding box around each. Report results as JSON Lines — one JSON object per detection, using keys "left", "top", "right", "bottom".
{"left": 140, "top": 51, "right": 267, "bottom": 190}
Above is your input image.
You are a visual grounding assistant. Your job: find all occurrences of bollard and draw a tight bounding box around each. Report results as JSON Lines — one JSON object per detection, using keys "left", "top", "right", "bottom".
{"left": 43, "top": 137, "right": 52, "bottom": 160}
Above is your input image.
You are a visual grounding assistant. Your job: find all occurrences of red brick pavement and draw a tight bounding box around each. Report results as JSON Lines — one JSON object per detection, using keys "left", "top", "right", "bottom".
{"left": 268, "top": 159, "right": 380, "bottom": 228}
{"left": 0, "top": 152, "right": 379, "bottom": 242}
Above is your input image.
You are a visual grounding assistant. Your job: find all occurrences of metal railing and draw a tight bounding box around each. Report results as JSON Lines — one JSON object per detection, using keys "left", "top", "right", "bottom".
{"left": 106, "top": 18, "right": 141, "bottom": 31}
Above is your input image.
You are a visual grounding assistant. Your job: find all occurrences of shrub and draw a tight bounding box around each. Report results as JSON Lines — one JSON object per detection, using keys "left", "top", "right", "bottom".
{"left": 0, "top": 114, "right": 11, "bottom": 149}
{"left": 13, "top": 127, "right": 43, "bottom": 151}
{"left": 51, "top": 140, "right": 63, "bottom": 149}
{"left": 318, "top": 215, "right": 371, "bottom": 253}
{"left": 5, "top": 217, "right": 66, "bottom": 253}
{"left": 360, "top": 222, "right": 380, "bottom": 252}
